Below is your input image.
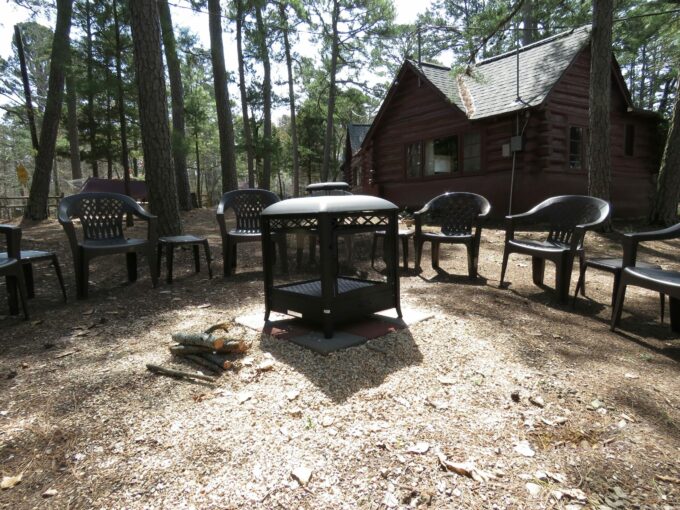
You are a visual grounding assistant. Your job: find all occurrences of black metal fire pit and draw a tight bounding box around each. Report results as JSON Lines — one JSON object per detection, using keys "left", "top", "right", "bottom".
{"left": 261, "top": 195, "right": 401, "bottom": 339}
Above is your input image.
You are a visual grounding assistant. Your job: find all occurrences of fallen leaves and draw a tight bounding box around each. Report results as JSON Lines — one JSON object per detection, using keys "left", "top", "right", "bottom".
{"left": 406, "top": 442, "right": 430, "bottom": 454}
{"left": 436, "top": 451, "right": 495, "bottom": 482}
{"left": 1, "top": 473, "right": 22, "bottom": 490}
{"left": 291, "top": 466, "right": 312, "bottom": 486}
{"left": 514, "top": 440, "right": 535, "bottom": 457}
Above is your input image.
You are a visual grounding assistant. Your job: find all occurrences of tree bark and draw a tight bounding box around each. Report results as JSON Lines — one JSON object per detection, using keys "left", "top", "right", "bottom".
{"left": 320, "top": 0, "right": 340, "bottom": 182}
{"left": 236, "top": 0, "right": 255, "bottom": 188}
{"left": 195, "top": 134, "right": 202, "bottom": 207}
{"left": 255, "top": 1, "right": 272, "bottom": 190}
{"left": 208, "top": 0, "right": 237, "bottom": 192}
{"left": 650, "top": 75, "right": 680, "bottom": 225}
{"left": 14, "top": 25, "right": 39, "bottom": 153}
{"left": 85, "top": 0, "right": 98, "bottom": 177}
{"left": 25, "top": 0, "right": 73, "bottom": 220}
{"left": 129, "top": 0, "right": 182, "bottom": 236}
{"left": 65, "top": 68, "right": 81, "bottom": 179}
{"left": 281, "top": 3, "right": 300, "bottom": 197}
{"left": 587, "top": 0, "right": 613, "bottom": 212}
{"left": 521, "top": 0, "right": 535, "bottom": 46}
{"left": 113, "top": 0, "right": 131, "bottom": 198}
{"left": 159, "top": 0, "right": 192, "bottom": 210}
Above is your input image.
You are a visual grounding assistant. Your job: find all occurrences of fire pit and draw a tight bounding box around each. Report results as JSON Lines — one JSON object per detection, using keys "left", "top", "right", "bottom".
{"left": 261, "top": 195, "right": 401, "bottom": 338}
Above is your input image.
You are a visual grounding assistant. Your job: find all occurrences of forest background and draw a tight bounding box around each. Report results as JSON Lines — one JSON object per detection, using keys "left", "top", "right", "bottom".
{"left": 0, "top": 0, "right": 677, "bottom": 235}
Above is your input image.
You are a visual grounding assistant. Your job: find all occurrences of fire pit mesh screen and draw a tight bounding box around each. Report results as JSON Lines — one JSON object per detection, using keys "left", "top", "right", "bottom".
{"left": 277, "top": 277, "right": 375, "bottom": 297}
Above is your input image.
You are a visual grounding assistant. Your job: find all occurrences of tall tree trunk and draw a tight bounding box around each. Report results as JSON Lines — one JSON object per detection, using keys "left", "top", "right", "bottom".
{"left": 25, "top": 0, "right": 73, "bottom": 220}
{"left": 85, "top": 0, "right": 98, "bottom": 177}
{"left": 14, "top": 25, "right": 39, "bottom": 152}
{"left": 129, "top": 0, "right": 182, "bottom": 236}
{"left": 521, "top": 0, "right": 535, "bottom": 46}
{"left": 658, "top": 77, "right": 677, "bottom": 114}
{"left": 105, "top": 62, "right": 113, "bottom": 180}
{"left": 195, "top": 134, "right": 202, "bottom": 207}
{"left": 638, "top": 44, "right": 648, "bottom": 106}
{"left": 113, "top": 0, "right": 131, "bottom": 199}
{"left": 66, "top": 68, "right": 81, "bottom": 179}
{"left": 650, "top": 73, "right": 680, "bottom": 225}
{"left": 321, "top": 0, "right": 340, "bottom": 182}
{"left": 159, "top": 0, "right": 192, "bottom": 210}
{"left": 587, "top": 0, "right": 613, "bottom": 212}
{"left": 236, "top": 0, "right": 255, "bottom": 188}
{"left": 280, "top": 3, "right": 300, "bottom": 197}
{"left": 254, "top": 2, "right": 272, "bottom": 190}
{"left": 208, "top": 0, "right": 237, "bottom": 192}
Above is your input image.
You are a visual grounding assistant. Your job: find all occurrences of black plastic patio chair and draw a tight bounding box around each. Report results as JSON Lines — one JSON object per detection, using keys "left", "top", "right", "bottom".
{"left": 0, "top": 230, "right": 67, "bottom": 303}
{"left": 216, "top": 189, "right": 286, "bottom": 276}
{"left": 499, "top": 195, "right": 610, "bottom": 303}
{"left": 414, "top": 192, "right": 491, "bottom": 278}
{"left": 611, "top": 222, "right": 680, "bottom": 332}
{"left": 0, "top": 225, "right": 29, "bottom": 319}
{"left": 58, "top": 192, "right": 158, "bottom": 299}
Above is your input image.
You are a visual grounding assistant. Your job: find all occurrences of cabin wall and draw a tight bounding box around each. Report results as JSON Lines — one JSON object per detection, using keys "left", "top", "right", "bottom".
{"left": 369, "top": 69, "right": 520, "bottom": 213}
{"left": 537, "top": 48, "right": 659, "bottom": 218}
{"left": 365, "top": 53, "right": 660, "bottom": 219}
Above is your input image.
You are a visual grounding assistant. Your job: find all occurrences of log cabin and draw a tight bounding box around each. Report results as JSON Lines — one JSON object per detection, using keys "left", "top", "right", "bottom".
{"left": 350, "top": 26, "right": 661, "bottom": 218}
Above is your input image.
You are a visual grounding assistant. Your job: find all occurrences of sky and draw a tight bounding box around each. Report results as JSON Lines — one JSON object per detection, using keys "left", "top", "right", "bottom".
{"left": 0, "top": 0, "right": 432, "bottom": 62}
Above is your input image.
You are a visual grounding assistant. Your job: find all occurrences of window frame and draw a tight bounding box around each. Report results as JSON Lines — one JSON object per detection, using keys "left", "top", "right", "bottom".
{"left": 405, "top": 131, "right": 482, "bottom": 179}
{"left": 567, "top": 125, "right": 586, "bottom": 171}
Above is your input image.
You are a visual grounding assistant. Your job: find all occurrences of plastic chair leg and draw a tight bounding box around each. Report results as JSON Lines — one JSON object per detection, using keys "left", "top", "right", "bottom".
{"left": 21, "top": 263, "right": 35, "bottom": 298}
{"left": 126, "top": 253, "right": 138, "bottom": 282}
{"left": 52, "top": 255, "right": 67, "bottom": 302}
{"left": 531, "top": 257, "right": 545, "bottom": 286}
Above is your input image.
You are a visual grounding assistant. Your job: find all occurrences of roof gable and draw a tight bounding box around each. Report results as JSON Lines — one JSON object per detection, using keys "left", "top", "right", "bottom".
{"left": 347, "top": 123, "right": 371, "bottom": 154}
{"left": 409, "top": 25, "right": 592, "bottom": 120}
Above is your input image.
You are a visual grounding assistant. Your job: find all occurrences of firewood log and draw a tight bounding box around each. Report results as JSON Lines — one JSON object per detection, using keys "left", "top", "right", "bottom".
{"left": 169, "top": 344, "right": 214, "bottom": 356}
{"left": 184, "top": 354, "right": 223, "bottom": 374}
{"left": 171, "top": 332, "right": 225, "bottom": 350}
{"left": 198, "top": 351, "right": 237, "bottom": 370}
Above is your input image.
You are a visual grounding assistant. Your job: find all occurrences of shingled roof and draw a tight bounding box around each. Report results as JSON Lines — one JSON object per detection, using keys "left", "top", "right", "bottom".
{"left": 409, "top": 25, "right": 592, "bottom": 120}
{"left": 347, "top": 123, "right": 371, "bottom": 154}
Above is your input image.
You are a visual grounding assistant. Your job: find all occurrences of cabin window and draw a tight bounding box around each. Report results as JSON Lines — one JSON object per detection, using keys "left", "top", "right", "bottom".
{"left": 406, "top": 142, "right": 422, "bottom": 178}
{"left": 625, "top": 124, "right": 635, "bottom": 156}
{"left": 463, "top": 132, "right": 481, "bottom": 172}
{"left": 424, "top": 136, "right": 458, "bottom": 175}
{"left": 568, "top": 126, "right": 584, "bottom": 169}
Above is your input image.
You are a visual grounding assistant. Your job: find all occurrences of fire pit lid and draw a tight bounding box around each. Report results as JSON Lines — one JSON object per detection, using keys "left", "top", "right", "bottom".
{"left": 262, "top": 195, "right": 398, "bottom": 217}
{"left": 305, "top": 181, "right": 351, "bottom": 192}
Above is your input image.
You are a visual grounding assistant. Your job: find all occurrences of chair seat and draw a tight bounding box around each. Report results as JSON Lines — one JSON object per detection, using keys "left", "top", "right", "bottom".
{"left": 81, "top": 238, "right": 148, "bottom": 251}
{"left": 420, "top": 231, "right": 471, "bottom": 241}
{"left": 508, "top": 239, "right": 572, "bottom": 253}
{"left": 0, "top": 257, "right": 19, "bottom": 270}
{"left": 1, "top": 249, "right": 56, "bottom": 262}
{"left": 586, "top": 258, "right": 660, "bottom": 272}
{"left": 375, "top": 229, "right": 414, "bottom": 238}
{"left": 625, "top": 267, "right": 680, "bottom": 290}
{"left": 159, "top": 235, "right": 206, "bottom": 245}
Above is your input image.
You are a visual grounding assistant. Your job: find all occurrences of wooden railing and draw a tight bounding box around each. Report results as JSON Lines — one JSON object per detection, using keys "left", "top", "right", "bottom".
{"left": 0, "top": 196, "right": 63, "bottom": 220}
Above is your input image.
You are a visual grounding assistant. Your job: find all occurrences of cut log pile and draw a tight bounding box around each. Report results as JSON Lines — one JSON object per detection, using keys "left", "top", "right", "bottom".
{"left": 147, "top": 321, "right": 251, "bottom": 383}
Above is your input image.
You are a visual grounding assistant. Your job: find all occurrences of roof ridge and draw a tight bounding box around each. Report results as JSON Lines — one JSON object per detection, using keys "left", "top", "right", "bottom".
{"left": 476, "top": 24, "right": 590, "bottom": 66}
{"left": 407, "top": 59, "right": 451, "bottom": 71}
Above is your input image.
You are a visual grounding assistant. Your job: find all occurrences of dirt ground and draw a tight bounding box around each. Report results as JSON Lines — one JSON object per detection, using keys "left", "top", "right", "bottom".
{"left": 0, "top": 208, "right": 679, "bottom": 509}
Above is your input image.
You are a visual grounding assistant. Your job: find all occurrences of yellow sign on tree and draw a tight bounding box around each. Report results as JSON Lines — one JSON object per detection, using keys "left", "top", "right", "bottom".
{"left": 16, "top": 163, "right": 29, "bottom": 186}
